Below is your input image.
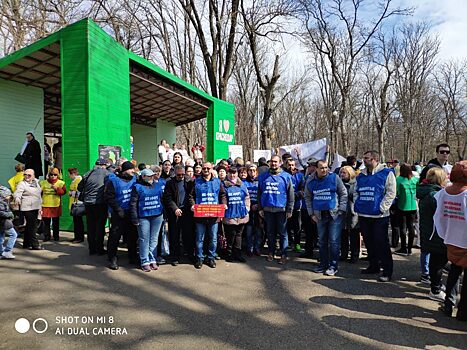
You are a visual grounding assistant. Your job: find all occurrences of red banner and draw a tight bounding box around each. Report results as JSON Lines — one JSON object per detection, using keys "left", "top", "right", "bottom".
{"left": 193, "top": 204, "right": 226, "bottom": 218}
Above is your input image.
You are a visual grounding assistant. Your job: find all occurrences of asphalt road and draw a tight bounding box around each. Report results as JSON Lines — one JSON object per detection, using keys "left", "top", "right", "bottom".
{"left": 1, "top": 232, "right": 466, "bottom": 350}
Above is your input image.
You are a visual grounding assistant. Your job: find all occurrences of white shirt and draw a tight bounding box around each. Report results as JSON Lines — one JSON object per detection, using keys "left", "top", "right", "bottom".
{"left": 158, "top": 145, "right": 167, "bottom": 162}
{"left": 167, "top": 149, "right": 175, "bottom": 163}
{"left": 434, "top": 189, "right": 467, "bottom": 248}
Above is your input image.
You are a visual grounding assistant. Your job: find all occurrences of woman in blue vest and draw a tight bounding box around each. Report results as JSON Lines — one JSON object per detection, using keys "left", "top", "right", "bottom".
{"left": 130, "top": 168, "right": 166, "bottom": 272}
{"left": 223, "top": 167, "right": 250, "bottom": 262}
{"left": 244, "top": 164, "right": 263, "bottom": 256}
{"left": 305, "top": 160, "right": 348, "bottom": 276}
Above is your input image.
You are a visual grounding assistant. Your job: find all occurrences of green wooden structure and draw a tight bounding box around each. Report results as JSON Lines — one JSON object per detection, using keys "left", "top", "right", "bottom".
{"left": 0, "top": 18, "right": 235, "bottom": 230}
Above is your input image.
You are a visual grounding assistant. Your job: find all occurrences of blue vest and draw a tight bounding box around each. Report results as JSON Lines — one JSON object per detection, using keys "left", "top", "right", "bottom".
{"left": 243, "top": 179, "right": 258, "bottom": 204}
{"left": 134, "top": 179, "right": 165, "bottom": 218}
{"left": 258, "top": 171, "right": 291, "bottom": 209}
{"left": 195, "top": 176, "right": 221, "bottom": 204}
{"left": 307, "top": 173, "right": 338, "bottom": 211}
{"left": 354, "top": 168, "right": 391, "bottom": 215}
{"left": 110, "top": 175, "right": 136, "bottom": 210}
{"left": 225, "top": 182, "right": 249, "bottom": 218}
{"left": 291, "top": 172, "right": 304, "bottom": 210}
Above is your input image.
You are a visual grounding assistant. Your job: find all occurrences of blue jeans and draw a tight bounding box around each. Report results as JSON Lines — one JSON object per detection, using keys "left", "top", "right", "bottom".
{"left": 137, "top": 215, "right": 164, "bottom": 266}
{"left": 316, "top": 211, "right": 344, "bottom": 270}
{"left": 245, "top": 223, "right": 262, "bottom": 253}
{"left": 0, "top": 227, "right": 18, "bottom": 254}
{"left": 420, "top": 251, "right": 430, "bottom": 276}
{"left": 264, "top": 211, "right": 288, "bottom": 256}
{"left": 195, "top": 221, "right": 218, "bottom": 260}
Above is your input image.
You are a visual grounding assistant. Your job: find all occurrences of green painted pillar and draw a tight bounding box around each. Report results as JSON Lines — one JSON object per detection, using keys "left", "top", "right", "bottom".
{"left": 60, "top": 19, "right": 131, "bottom": 230}
{"left": 206, "top": 99, "right": 235, "bottom": 162}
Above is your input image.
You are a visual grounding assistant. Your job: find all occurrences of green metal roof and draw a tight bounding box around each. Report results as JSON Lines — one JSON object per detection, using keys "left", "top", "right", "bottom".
{"left": 0, "top": 18, "right": 226, "bottom": 131}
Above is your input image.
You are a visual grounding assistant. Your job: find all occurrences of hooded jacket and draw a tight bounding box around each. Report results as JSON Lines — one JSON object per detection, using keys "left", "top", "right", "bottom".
{"left": 416, "top": 183, "right": 445, "bottom": 255}
{"left": 0, "top": 186, "right": 14, "bottom": 231}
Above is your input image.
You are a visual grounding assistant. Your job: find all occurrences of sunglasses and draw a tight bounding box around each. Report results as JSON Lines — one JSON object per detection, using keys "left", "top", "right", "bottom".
{"left": 439, "top": 150, "right": 450, "bottom": 155}
{"left": 49, "top": 174, "right": 58, "bottom": 177}
{"left": 24, "top": 174, "right": 33, "bottom": 177}
{"left": 202, "top": 167, "right": 211, "bottom": 170}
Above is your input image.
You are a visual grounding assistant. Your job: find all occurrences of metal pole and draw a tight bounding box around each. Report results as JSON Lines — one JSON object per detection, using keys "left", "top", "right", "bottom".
{"left": 256, "top": 85, "right": 260, "bottom": 149}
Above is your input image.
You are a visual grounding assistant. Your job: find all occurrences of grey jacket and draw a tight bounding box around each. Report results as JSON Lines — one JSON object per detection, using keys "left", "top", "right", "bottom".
{"left": 78, "top": 166, "right": 110, "bottom": 205}
{"left": 343, "top": 179, "right": 359, "bottom": 229}
{"left": 0, "top": 187, "right": 14, "bottom": 231}
{"left": 304, "top": 172, "right": 348, "bottom": 220}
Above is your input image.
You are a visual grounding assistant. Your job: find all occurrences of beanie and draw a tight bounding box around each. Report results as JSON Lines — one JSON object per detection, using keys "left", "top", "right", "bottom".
{"left": 121, "top": 161, "right": 135, "bottom": 173}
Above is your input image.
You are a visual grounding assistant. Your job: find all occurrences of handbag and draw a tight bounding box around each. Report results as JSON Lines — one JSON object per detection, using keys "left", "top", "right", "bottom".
{"left": 70, "top": 191, "right": 86, "bottom": 217}
{"left": 15, "top": 153, "right": 27, "bottom": 164}
{"left": 447, "top": 244, "right": 467, "bottom": 269}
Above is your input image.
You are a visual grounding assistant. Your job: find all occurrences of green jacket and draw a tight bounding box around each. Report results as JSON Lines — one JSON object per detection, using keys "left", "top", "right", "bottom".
{"left": 396, "top": 176, "right": 418, "bottom": 211}
{"left": 416, "top": 183, "right": 446, "bottom": 255}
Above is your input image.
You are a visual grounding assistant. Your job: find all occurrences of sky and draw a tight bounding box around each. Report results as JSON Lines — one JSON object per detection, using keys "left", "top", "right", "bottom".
{"left": 394, "top": 0, "right": 467, "bottom": 60}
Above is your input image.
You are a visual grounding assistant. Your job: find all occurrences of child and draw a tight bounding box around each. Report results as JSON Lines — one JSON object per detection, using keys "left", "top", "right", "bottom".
{"left": 0, "top": 184, "right": 18, "bottom": 259}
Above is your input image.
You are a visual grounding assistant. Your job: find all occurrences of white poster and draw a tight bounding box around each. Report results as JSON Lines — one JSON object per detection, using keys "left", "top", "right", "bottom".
{"left": 279, "top": 138, "right": 327, "bottom": 169}
{"left": 330, "top": 153, "right": 346, "bottom": 172}
{"left": 253, "top": 150, "right": 272, "bottom": 163}
{"left": 228, "top": 145, "right": 243, "bottom": 160}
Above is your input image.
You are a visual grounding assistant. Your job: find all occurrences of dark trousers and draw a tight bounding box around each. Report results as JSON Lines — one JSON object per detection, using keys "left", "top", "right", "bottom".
{"left": 22, "top": 210, "right": 40, "bottom": 248}
{"left": 359, "top": 216, "right": 393, "bottom": 277}
{"left": 168, "top": 212, "right": 194, "bottom": 261}
{"left": 390, "top": 206, "right": 400, "bottom": 248}
{"left": 301, "top": 209, "right": 317, "bottom": 255}
{"left": 43, "top": 217, "right": 60, "bottom": 239}
{"left": 428, "top": 251, "right": 448, "bottom": 294}
{"left": 85, "top": 203, "right": 107, "bottom": 254}
{"left": 444, "top": 264, "right": 464, "bottom": 310}
{"left": 287, "top": 210, "right": 301, "bottom": 246}
{"left": 108, "top": 214, "right": 138, "bottom": 262}
{"left": 340, "top": 228, "right": 360, "bottom": 260}
{"left": 397, "top": 209, "right": 416, "bottom": 252}
{"left": 224, "top": 223, "right": 245, "bottom": 256}
{"left": 73, "top": 216, "right": 85, "bottom": 241}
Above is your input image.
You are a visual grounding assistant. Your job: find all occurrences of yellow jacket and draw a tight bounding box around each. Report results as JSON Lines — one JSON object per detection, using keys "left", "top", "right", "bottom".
{"left": 69, "top": 176, "right": 82, "bottom": 209}
{"left": 8, "top": 172, "right": 24, "bottom": 193}
{"left": 40, "top": 179, "right": 66, "bottom": 208}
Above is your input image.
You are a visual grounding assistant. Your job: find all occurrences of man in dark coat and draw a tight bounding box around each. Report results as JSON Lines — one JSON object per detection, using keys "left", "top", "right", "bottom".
{"left": 23, "top": 132, "right": 43, "bottom": 178}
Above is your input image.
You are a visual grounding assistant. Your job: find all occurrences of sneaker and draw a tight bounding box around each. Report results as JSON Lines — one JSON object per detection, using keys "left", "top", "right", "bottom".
{"left": 313, "top": 266, "right": 325, "bottom": 274}
{"left": 206, "top": 259, "right": 216, "bottom": 268}
{"left": 1, "top": 251, "right": 15, "bottom": 259}
{"left": 324, "top": 267, "right": 338, "bottom": 276}
{"left": 394, "top": 248, "right": 408, "bottom": 256}
{"left": 266, "top": 254, "right": 274, "bottom": 262}
{"left": 171, "top": 260, "right": 179, "bottom": 266}
{"left": 439, "top": 304, "right": 453, "bottom": 317}
{"left": 429, "top": 291, "right": 446, "bottom": 302}
{"left": 157, "top": 257, "right": 166, "bottom": 265}
{"left": 294, "top": 244, "right": 302, "bottom": 253}
{"left": 420, "top": 274, "right": 431, "bottom": 284}
{"left": 150, "top": 263, "right": 159, "bottom": 270}
{"left": 278, "top": 255, "right": 288, "bottom": 265}
{"left": 141, "top": 265, "right": 151, "bottom": 272}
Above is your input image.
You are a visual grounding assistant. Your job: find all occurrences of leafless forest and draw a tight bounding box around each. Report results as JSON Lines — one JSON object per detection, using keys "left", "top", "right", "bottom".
{"left": 1, "top": 0, "right": 465, "bottom": 162}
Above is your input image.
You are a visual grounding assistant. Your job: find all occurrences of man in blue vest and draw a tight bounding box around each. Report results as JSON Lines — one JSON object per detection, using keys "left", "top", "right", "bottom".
{"left": 105, "top": 161, "right": 137, "bottom": 270}
{"left": 305, "top": 160, "right": 348, "bottom": 276}
{"left": 188, "top": 162, "right": 227, "bottom": 269}
{"left": 354, "top": 150, "right": 396, "bottom": 282}
{"left": 258, "top": 155, "right": 294, "bottom": 265}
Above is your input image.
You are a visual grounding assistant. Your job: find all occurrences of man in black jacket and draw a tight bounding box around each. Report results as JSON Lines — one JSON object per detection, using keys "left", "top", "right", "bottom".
{"left": 23, "top": 132, "right": 43, "bottom": 178}
{"left": 163, "top": 165, "right": 195, "bottom": 265}
{"left": 419, "top": 143, "right": 452, "bottom": 183}
{"left": 78, "top": 158, "right": 110, "bottom": 256}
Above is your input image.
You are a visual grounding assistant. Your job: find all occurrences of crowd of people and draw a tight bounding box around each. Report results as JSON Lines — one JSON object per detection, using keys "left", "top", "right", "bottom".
{"left": 0, "top": 135, "right": 466, "bottom": 322}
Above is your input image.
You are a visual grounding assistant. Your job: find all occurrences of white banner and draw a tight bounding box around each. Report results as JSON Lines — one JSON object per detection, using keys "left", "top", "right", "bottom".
{"left": 279, "top": 138, "right": 327, "bottom": 169}
{"left": 228, "top": 145, "right": 243, "bottom": 160}
{"left": 330, "top": 153, "right": 346, "bottom": 172}
{"left": 253, "top": 150, "right": 272, "bottom": 163}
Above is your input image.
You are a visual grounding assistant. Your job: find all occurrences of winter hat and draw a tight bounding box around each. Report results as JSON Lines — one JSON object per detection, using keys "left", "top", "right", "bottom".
{"left": 121, "top": 161, "right": 135, "bottom": 172}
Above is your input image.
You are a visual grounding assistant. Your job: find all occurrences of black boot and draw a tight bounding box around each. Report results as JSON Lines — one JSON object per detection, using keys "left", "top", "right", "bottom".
{"left": 108, "top": 257, "right": 119, "bottom": 270}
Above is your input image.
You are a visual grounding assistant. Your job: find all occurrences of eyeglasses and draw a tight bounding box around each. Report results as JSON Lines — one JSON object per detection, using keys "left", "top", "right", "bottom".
{"left": 49, "top": 174, "right": 58, "bottom": 177}
{"left": 439, "top": 150, "right": 450, "bottom": 155}
{"left": 202, "top": 167, "right": 211, "bottom": 170}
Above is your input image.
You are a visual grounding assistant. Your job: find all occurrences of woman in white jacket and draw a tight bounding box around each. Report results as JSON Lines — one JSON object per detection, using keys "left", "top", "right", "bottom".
{"left": 14, "top": 169, "right": 42, "bottom": 250}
